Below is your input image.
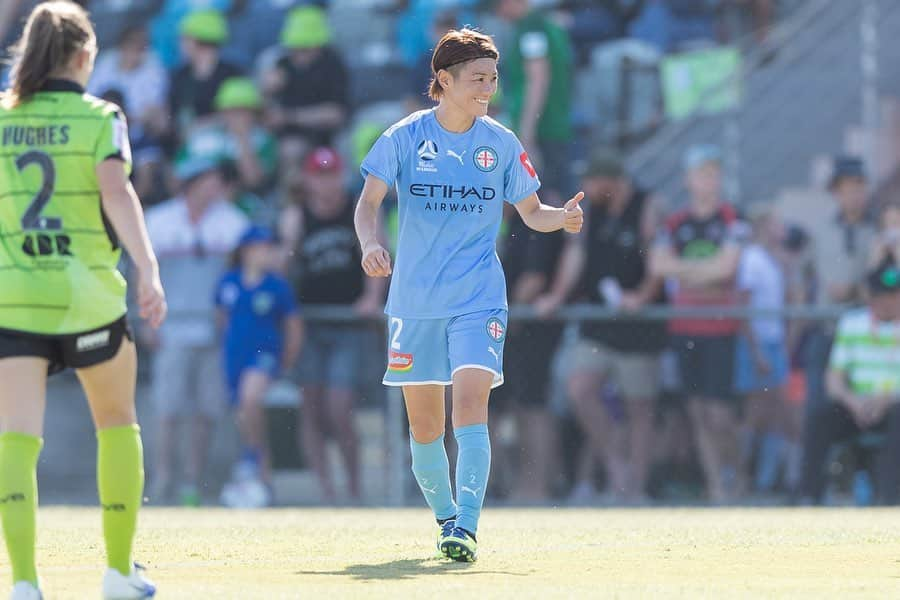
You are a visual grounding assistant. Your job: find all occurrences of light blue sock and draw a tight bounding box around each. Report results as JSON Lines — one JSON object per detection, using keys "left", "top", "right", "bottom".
{"left": 410, "top": 433, "right": 457, "bottom": 521}
{"left": 454, "top": 424, "right": 491, "bottom": 535}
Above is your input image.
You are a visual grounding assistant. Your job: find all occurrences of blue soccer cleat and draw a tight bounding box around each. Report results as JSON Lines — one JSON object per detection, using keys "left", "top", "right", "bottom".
{"left": 439, "top": 526, "right": 477, "bottom": 562}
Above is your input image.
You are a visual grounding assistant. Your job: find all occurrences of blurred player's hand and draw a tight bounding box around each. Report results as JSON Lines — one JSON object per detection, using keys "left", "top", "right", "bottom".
{"left": 563, "top": 192, "right": 584, "bottom": 233}
{"left": 138, "top": 267, "right": 167, "bottom": 329}
{"left": 361, "top": 242, "right": 392, "bottom": 277}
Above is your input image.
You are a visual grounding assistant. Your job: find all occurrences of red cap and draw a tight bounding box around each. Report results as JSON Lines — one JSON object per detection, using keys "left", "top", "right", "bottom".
{"left": 303, "top": 147, "right": 343, "bottom": 173}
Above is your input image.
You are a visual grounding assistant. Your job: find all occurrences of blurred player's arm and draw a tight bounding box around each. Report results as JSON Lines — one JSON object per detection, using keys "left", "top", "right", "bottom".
{"left": 97, "top": 159, "right": 166, "bottom": 328}
{"left": 282, "top": 313, "right": 304, "bottom": 371}
{"left": 355, "top": 175, "right": 392, "bottom": 277}
{"left": 514, "top": 192, "right": 584, "bottom": 233}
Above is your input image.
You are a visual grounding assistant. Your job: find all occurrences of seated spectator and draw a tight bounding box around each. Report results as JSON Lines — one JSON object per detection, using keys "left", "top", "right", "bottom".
{"left": 144, "top": 156, "right": 249, "bottom": 505}
{"left": 538, "top": 150, "right": 666, "bottom": 504}
{"left": 168, "top": 8, "right": 244, "bottom": 147}
{"left": 179, "top": 77, "right": 278, "bottom": 194}
{"left": 261, "top": 5, "right": 350, "bottom": 171}
{"left": 216, "top": 226, "right": 303, "bottom": 508}
{"left": 800, "top": 262, "right": 900, "bottom": 505}
{"left": 89, "top": 25, "right": 169, "bottom": 140}
{"left": 734, "top": 203, "right": 791, "bottom": 494}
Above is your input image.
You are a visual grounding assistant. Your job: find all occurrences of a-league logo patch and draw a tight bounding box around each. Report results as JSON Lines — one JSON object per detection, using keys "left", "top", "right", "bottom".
{"left": 473, "top": 146, "right": 498, "bottom": 172}
{"left": 485, "top": 317, "right": 505, "bottom": 342}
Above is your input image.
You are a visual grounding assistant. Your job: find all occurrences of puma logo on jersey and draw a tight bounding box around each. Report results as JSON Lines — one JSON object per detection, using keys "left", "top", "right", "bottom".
{"left": 76, "top": 330, "right": 110, "bottom": 352}
{"left": 447, "top": 149, "right": 466, "bottom": 165}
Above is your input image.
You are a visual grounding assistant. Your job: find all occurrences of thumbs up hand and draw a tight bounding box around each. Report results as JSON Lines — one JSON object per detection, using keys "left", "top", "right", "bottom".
{"left": 562, "top": 191, "right": 584, "bottom": 233}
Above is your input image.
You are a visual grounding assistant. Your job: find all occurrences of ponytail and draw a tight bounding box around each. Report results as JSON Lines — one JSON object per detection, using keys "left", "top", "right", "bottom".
{"left": 4, "top": 2, "right": 94, "bottom": 108}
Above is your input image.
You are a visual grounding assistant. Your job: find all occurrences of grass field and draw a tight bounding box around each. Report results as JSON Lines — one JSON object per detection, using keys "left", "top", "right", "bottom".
{"left": 4, "top": 507, "right": 900, "bottom": 598}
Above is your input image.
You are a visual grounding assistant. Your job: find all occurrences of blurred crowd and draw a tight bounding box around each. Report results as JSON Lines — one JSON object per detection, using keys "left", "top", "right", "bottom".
{"left": 7, "top": 0, "right": 899, "bottom": 510}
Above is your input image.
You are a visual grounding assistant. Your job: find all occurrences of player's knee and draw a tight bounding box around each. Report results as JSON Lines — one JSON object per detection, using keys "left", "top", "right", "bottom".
{"left": 409, "top": 420, "right": 444, "bottom": 444}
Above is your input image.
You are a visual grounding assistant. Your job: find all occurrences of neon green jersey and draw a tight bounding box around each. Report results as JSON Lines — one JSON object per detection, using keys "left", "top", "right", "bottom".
{"left": 0, "top": 79, "right": 132, "bottom": 335}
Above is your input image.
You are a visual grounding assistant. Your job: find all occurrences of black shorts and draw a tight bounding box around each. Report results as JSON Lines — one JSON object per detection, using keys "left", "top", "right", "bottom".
{"left": 493, "top": 322, "right": 563, "bottom": 408}
{"left": 0, "top": 316, "right": 132, "bottom": 376}
{"left": 671, "top": 335, "right": 736, "bottom": 401}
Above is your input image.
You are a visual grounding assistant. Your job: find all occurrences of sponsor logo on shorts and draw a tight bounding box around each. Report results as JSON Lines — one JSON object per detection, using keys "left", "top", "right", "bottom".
{"left": 76, "top": 329, "right": 110, "bottom": 352}
{"left": 388, "top": 350, "right": 414, "bottom": 372}
{"left": 485, "top": 317, "right": 505, "bottom": 342}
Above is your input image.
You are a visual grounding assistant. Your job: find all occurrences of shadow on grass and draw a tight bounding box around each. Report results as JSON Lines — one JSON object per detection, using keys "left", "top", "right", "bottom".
{"left": 296, "top": 557, "right": 530, "bottom": 581}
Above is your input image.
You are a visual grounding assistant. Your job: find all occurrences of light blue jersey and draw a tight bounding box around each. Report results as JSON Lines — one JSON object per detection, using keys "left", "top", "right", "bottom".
{"left": 361, "top": 109, "right": 541, "bottom": 319}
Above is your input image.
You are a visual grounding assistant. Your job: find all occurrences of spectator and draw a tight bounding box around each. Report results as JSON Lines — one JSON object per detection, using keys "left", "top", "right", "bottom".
{"left": 495, "top": 0, "right": 575, "bottom": 207}
{"left": 734, "top": 203, "right": 791, "bottom": 494}
{"left": 628, "top": 0, "right": 719, "bottom": 54}
{"left": 216, "top": 226, "right": 303, "bottom": 508}
{"left": 83, "top": 0, "right": 162, "bottom": 49}
{"left": 98, "top": 88, "right": 167, "bottom": 207}
{"left": 281, "top": 147, "right": 385, "bottom": 503}
{"left": 650, "top": 144, "right": 744, "bottom": 503}
{"left": 261, "top": 5, "right": 350, "bottom": 177}
{"left": 89, "top": 25, "right": 169, "bottom": 140}
{"left": 406, "top": 10, "right": 460, "bottom": 114}
{"left": 150, "top": 0, "right": 232, "bottom": 69}
{"left": 221, "top": 0, "right": 296, "bottom": 72}
{"left": 800, "top": 261, "right": 900, "bottom": 505}
{"left": 804, "top": 156, "right": 876, "bottom": 430}
{"left": 179, "top": 77, "right": 278, "bottom": 194}
{"left": 168, "top": 8, "right": 243, "bottom": 148}
{"left": 868, "top": 199, "right": 900, "bottom": 268}
{"left": 144, "top": 156, "right": 249, "bottom": 505}
{"left": 538, "top": 150, "right": 666, "bottom": 504}
{"left": 490, "top": 207, "right": 566, "bottom": 502}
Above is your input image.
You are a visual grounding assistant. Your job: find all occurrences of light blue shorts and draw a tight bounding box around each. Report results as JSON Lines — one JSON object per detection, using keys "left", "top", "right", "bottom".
{"left": 383, "top": 309, "right": 507, "bottom": 388}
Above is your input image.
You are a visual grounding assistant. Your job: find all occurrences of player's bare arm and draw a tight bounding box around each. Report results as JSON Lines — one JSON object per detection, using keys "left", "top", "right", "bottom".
{"left": 514, "top": 191, "right": 584, "bottom": 233}
{"left": 354, "top": 174, "right": 392, "bottom": 277}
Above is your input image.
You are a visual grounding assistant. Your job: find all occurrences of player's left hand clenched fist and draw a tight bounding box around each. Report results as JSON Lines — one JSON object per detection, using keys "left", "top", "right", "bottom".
{"left": 562, "top": 191, "right": 585, "bottom": 233}
{"left": 361, "top": 241, "right": 392, "bottom": 277}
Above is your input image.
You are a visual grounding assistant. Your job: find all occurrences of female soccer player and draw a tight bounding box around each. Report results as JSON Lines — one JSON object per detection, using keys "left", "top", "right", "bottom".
{"left": 355, "top": 28, "right": 583, "bottom": 562}
{"left": 0, "top": 3, "right": 165, "bottom": 598}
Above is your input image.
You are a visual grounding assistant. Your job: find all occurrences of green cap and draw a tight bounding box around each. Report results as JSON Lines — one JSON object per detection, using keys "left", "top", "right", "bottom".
{"left": 179, "top": 9, "right": 228, "bottom": 45}
{"left": 215, "top": 77, "right": 261, "bottom": 111}
{"left": 280, "top": 6, "right": 330, "bottom": 49}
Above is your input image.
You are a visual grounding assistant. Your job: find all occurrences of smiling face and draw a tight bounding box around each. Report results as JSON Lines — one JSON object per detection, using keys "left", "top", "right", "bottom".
{"left": 438, "top": 57, "right": 498, "bottom": 119}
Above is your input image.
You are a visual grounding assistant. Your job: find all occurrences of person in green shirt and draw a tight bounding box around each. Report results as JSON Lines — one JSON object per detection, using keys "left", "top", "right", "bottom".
{"left": 495, "top": 0, "right": 575, "bottom": 207}
{"left": 0, "top": 3, "right": 165, "bottom": 598}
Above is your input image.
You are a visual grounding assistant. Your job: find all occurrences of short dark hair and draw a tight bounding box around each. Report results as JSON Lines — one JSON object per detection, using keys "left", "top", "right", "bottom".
{"left": 428, "top": 28, "right": 498, "bottom": 101}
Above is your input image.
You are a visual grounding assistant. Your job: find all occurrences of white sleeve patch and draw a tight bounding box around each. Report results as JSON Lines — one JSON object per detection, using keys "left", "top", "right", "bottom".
{"left": 520, "top": 31, "right": 549, "bottom": 59}
{"left": 112, "top": 114, "right": 132, "bottom": 164}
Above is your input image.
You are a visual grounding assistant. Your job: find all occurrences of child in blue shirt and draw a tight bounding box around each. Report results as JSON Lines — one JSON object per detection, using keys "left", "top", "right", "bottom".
{"left": 215, "top": 225, "right": 303, "bottom": 507}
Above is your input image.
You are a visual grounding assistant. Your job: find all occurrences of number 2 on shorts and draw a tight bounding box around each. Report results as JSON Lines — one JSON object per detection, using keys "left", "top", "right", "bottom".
{"left": 390, "top": 317, "right": 403, "bottom": 350}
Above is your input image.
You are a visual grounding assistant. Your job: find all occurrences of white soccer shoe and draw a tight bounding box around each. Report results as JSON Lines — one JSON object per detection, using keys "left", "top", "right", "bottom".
{"left": 9, "top": 581, "right": 42, "bottom": 600}
{"left": 102, "top": 563, "right": 156, "bottom": 599}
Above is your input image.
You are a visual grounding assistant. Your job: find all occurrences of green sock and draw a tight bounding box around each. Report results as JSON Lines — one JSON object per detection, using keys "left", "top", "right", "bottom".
{"left": 97, "top": 424, "right": 144, "bottom": 576}
{"left": 0, "top": 432, "right": 42, "bottom": 586}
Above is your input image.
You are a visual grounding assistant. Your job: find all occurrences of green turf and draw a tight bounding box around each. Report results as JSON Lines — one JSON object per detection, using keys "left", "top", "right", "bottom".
{"left": 2, "top": 507, "right": 900, "bottom": 598}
